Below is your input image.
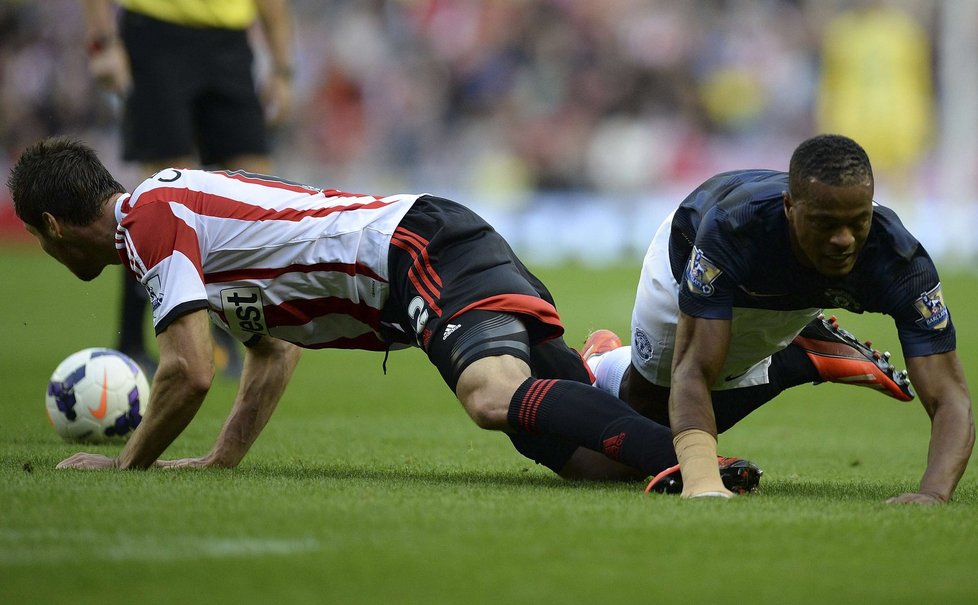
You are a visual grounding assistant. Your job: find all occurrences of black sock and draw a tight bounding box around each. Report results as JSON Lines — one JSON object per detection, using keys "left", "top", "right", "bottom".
{"left": 508, "top": 378, "right": 677, "bottom": 474}
{"left": 711, "top": 344, "right": 822, "bottom": 432}
{"left": 771, "top": 344, "right": 821, "bottom": 387}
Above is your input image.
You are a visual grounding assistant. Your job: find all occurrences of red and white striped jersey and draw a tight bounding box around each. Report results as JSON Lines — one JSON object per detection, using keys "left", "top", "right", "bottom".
{"left": 114, "top": 168, "right": 420, "bottom": 350}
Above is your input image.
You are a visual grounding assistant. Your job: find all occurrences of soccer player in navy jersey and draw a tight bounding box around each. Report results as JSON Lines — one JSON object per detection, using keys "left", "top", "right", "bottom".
{"left": 11, "top": 136, "right": 755, "bottom": 489}
{"left": 586, "top": 134, "right": 974, "bottom": 502}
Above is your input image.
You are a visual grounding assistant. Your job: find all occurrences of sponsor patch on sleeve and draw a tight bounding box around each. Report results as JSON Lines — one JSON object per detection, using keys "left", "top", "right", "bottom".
{"left": 684, "top": 246, "right": 723, "bottom": 297}
{"left": 221, "top": 286, "right": 271, "bottom": 336}
{"left": 144, "top": 275, "right": 164, "bottom": 313}
{"left": 913, "top": 283, "right": 949, "bottom": 330}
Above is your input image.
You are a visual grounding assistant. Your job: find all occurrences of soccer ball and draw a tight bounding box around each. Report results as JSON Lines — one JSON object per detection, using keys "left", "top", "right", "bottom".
{"left": 45, "top": 348, "right": 151, "bottom": 443}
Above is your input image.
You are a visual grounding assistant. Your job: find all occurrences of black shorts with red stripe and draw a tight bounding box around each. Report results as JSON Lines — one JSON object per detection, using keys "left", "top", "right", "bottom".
{"left": 385, "top": 195, "right": 566, "bottom": 353}
{"left": 384, "top": 195, "right": 588, "bottom": 472}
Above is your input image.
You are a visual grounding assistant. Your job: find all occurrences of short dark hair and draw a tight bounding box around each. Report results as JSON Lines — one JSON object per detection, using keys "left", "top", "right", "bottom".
{"left": 788, "top": 134, "right": 873, "bottom": 199}
{"left": 7, "top": 136, "right": 125, "bottom": 230}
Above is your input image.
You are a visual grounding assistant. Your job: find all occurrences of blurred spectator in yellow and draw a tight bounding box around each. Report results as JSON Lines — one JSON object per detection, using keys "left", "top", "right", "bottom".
{"left": 816, "top": 1, "right": 934, "bottom": 189}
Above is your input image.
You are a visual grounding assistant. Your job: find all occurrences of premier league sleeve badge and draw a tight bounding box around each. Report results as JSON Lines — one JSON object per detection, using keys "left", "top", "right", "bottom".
{"left": 684, "top": 246, "right": 723, "bottom": 297}
{"left": 913, "top": 283, "right": 950, "bottom": 330}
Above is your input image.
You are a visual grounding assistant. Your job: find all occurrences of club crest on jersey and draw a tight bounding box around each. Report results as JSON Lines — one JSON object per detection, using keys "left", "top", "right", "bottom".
{"left": 913, "top": 284, "right": 949, "bottom": 330}
{"left": 684, "top": 246, "right": 722, "bottom": 297}
{"left": 221, "top": 287, "right": 270, "bottom": 336}
{"left": 823, "top": 288, "right": 862, "bottom": 312}
{"left": 144, "top": 275, "right": 164, "bottom": 312}
{"left": 633, "top": 328, "right": 654, "bottom": 363}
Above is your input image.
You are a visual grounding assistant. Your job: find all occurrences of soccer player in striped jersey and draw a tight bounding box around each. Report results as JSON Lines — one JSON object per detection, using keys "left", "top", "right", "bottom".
{"left": 82, "top": 0, "right": 296, "bottom": 378}
{"left": 11, "top": 136, "right": 746, "bottom": 488}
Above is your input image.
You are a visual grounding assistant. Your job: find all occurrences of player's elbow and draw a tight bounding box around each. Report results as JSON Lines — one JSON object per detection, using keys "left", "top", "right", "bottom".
{"left": 185, "top": 353, "right": 215, "bottom": 395}
{"left": 964, "top": 405, "right": 976, "bottom": 452}
{"left": 269, "top": 338, "right": 303, "bottom": 369}
{"left": 184, "top": 365, "right": 215, "bottom": 397}
{"left": 671, "top": 364, "right": 716, "bottom": 393}
{"left": 158, "top": 354, "right": 214, "bottom": 396}
{"left": 253, "top": 336, "right": 302, "bottom": 359}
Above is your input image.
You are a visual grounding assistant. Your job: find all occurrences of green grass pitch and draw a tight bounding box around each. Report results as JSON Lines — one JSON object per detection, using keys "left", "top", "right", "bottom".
{"left": 2, "top": 243, "right": 977, "bottom": 604}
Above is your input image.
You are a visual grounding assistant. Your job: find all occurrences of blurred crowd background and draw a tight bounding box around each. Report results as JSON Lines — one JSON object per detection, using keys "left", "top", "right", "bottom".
{"left": 1, "top": 0, "right": 976, "bottom": 263}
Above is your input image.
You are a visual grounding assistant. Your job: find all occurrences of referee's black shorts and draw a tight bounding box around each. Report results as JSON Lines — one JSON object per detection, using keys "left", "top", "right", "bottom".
{"left": 119, "top": 10, "right": 269, "bottom": 165}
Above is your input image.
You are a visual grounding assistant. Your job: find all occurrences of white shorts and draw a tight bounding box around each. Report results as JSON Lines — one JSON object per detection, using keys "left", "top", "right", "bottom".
{"left": 630, "top": 211, "right": 821, "bottom": 390}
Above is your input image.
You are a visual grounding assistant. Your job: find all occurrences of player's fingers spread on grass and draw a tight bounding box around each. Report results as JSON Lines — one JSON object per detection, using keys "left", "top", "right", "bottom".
{"left": 55, "top": 455, "right": 76, "bottom": 469}
{"left": 55, "top": 452, "right": 91, "bottom": 469}
{"left": 157, "top": 457, "right": 208, "bottom": 469}
{"left": 55, "top": 452, "right": 116, "bottom": 470}
{"left": 885, "top": 492, "right": 945, "bottom": 505}
{"left": 156, "top": 458, "right": 188, "bottom": 469}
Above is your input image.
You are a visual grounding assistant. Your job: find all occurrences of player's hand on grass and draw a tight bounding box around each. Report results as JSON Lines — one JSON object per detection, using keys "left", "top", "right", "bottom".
{"left": 156, "top": 457, "right": 209, "bottom": 469}
{"left": 156, "top": 453, "right": 231, "bottom": 469}
{"left": 885, "top": 492, "right": 946, "bottom": 505}
{"left": 55, "top": 452, "right": 118, "bottom": 470}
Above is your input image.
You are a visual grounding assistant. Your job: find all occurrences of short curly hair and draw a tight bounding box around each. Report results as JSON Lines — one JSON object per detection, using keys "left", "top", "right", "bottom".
{"left": 8, "top": 136, "right": 124, "bottom": 230}
{"left": 788, "top": 134, "right": 873, "bottom": 199}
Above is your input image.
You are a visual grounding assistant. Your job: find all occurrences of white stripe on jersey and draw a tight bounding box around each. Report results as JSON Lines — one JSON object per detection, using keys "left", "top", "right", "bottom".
{"left": 120, "top": 228, "right": 151, "bottom": 279}
{"left": 115, "top": 169, "right": 420, "bottom": 349}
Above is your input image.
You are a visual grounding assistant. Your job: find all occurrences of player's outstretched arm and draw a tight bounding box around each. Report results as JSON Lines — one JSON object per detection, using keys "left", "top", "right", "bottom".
{"left": 158, "top": 335, "right": 302, "bottom": 469}
{"left": 886, "top": 352, "right": 975, "bottom": 504}
{"left": 58, "top": 310, "right": 215, "bottom": 470}
{"left": 669, "top": 312, "right": 735, "bottom": 498}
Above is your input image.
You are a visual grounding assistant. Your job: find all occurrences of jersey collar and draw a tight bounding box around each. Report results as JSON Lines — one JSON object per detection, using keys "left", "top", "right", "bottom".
{"left": 113, "top": 193, "right": 132, "bottom": 224}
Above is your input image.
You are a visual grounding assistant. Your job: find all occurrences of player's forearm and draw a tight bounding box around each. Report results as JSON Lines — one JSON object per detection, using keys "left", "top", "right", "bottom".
{"left": 82, "top": 0, "right": 116, "bottom": 40}
{"left": 668, "top": 367, "right": 729, "bottom": 497}
{"left": 255, "top": 0, "right": 294, "bottom": 78}
{"left": 668, "top": 369, "right": 719, "bottom": 436}
{"left": 904, "top": 353, "right": 975, "bottom": 501}
{"left": 207, "top": 341, "right": 302, "bottom": 467}
{"left": 116, "top": 359, "right": 212, "bottom": 469}
{"left": 919, "top": 397, "right": 975, "bottom": 501}
{"left": 669, "top": 314, "right": 728, "bottom": 436}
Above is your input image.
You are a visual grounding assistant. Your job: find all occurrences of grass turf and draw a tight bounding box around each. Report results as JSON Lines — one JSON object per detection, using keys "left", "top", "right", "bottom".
{"left": 2, "top": 244, "right": 977, "bottom": 604}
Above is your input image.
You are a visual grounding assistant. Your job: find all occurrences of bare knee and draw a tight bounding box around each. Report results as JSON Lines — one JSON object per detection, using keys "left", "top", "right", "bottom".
{"left": 464, "top": 392, "right": 508, "bottom": 430}
{"left": 455, "top": 356, "right": 530, "bottom": 431}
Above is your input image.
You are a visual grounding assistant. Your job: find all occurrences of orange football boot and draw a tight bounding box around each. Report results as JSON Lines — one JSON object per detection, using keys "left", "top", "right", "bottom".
{"left": 792, "top": 314, "right": 914, "bottom": 401}
{"left": 645, "top": 457, "right": 763, "bottom": 495}
{"left": 581, "top": 329, "right": 623, "bottom": 363}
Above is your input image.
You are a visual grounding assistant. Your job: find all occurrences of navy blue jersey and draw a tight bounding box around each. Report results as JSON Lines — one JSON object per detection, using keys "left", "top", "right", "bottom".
{"left": 669, "top": 169, "right": 955, "bottom": 358}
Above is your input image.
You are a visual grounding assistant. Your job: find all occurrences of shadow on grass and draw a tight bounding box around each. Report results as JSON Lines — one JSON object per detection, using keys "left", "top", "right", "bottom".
{"left": 757, "top": 479, "right": 978, "bottom": 506}
{"left": 211, "top": 462, "right": 645, "bottom": 493}
{"left": 18, "top": 453, "right": 977, "bottom": 504}
{"left": 759, "top": 479, "right": 911, "bottom": 502}
{"left": 6, "top": 451, "right": 638, "bottom": 492}
{"left": 137, "top": 462, "right": 645, "bottom": 492}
